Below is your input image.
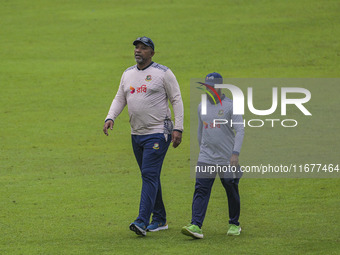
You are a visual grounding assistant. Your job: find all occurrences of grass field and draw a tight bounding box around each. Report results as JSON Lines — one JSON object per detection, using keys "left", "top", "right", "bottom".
{"left": 1, "top": 0, "right": 339, "bottom": 254}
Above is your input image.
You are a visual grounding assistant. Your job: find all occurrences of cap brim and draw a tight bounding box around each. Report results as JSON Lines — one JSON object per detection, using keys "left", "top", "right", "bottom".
{"left": 205, "top": 82, "right": 216, "bottom": 87}
{"left": 133, "top": 40, "right": 153, "bottom": 49}
{"left": 198, "top": 81, "right": 216, "bottom": 87}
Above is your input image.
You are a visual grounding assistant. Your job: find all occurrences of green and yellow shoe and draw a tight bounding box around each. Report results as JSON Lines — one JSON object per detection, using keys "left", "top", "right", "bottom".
{"left": 227, "top": 224, "right": 241, "bottom": 236}
{"left": 181, "top": 224, "right": 203, "bottom": 239}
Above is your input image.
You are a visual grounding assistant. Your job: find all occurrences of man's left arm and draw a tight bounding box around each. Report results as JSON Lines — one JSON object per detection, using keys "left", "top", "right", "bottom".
{"left": 230, "top": 113, "right": 245, "bottom": 166}
{"left": 164, "top": 69, "right": 184, "bottom": 148}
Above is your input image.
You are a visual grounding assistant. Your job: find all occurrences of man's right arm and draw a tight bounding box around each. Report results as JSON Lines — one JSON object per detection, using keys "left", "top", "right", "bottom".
{"left": 103, "top": 74, "right": 127, "bottom": 136}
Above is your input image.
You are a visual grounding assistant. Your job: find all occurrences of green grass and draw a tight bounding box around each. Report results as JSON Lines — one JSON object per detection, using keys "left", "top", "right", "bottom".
{"left": 0, "top": 0, "right": 339, "bottom": 254}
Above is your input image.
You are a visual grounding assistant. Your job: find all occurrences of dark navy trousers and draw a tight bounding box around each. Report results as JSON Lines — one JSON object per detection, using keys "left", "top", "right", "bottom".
{"left": 191, "top": 165, "right": 241, "bottom": 228}
{"left": 131, "top": 133, "right": 171, "bottom": 225}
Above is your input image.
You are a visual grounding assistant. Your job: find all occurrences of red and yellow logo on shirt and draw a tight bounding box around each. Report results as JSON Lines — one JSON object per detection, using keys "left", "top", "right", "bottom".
{"left": 203, "top": 121, "right": 221, "bottom": 129}
{"left": 130, "top": 85, "right": 147, "bottom": 94}
{"left": 145, "top": 75, "right": 152, "bottom": 81}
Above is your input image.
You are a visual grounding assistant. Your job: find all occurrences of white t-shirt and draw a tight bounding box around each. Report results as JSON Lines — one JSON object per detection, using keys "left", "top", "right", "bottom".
{"left": 106, "top": 62, "right": 184, "bottom": 135}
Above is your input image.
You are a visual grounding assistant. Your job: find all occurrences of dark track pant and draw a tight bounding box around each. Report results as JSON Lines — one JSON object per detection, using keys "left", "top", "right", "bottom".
{"left": 131, "top": 133, "right": 171, "bottom": 225}
{"left": 191, "top": 166, "right": 241, "bottom": 228}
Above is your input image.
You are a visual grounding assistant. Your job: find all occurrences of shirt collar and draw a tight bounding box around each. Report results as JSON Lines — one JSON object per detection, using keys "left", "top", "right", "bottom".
{"left": 136, "top": 61, "right": 154, "bottom": 71}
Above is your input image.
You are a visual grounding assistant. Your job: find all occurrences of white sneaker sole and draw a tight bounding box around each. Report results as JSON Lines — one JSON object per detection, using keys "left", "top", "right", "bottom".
{"left": 191, "top": 231, "right": 203, "bottom": 239}
{"left": 181, "top": 227, "right": 203, "bottom": 239}
{"left": 148, "top": 224, "right": 168, "bottom": 232}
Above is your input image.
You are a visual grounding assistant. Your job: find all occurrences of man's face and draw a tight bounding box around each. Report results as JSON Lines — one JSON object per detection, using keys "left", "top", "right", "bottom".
{"left": 134, "top": 43, "right": 154, "bottom": 64}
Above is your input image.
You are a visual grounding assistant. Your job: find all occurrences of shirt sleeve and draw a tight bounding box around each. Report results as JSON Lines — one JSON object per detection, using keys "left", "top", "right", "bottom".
{"left": 163, "top": 69, "right": 184, "bottom": 131}
{"left": 231, "top": 112, "right": 245, "bottom": 154}
{"left": 197, "top": 104, "right": 203, "bottom": 146}
{"left": 105, "top": 73, "right": 127, "bottom": 121}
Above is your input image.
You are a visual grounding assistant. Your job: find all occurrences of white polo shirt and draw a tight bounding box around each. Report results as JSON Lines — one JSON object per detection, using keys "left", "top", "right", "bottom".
{"left": 106, "top": 62, "right": 184, "bottom": 135}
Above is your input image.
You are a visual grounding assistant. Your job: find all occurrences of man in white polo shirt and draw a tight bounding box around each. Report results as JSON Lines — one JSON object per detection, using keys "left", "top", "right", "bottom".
{"left": 181, "top": 73, "right": 244, "bottom": 239}
{"left": 103, "top": 36, "right": 184, "bottom": 236}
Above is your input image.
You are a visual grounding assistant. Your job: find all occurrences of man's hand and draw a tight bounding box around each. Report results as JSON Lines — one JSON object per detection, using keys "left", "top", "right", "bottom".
{"left": 103, "top": 120, "right": 114, "bottom": 136}
{"left": 230, "top": 154, "right": 239, "bottom": 166}
{"left": 171, "top": 130, "right": 182, "bottom": 148}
